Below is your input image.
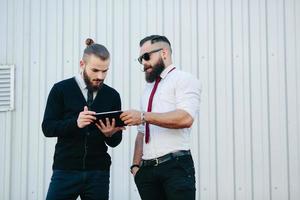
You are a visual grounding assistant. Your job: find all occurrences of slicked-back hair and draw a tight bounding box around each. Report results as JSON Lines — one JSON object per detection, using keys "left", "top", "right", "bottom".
{"left": 139, "top": 35, "right": 172, "bottom": 51}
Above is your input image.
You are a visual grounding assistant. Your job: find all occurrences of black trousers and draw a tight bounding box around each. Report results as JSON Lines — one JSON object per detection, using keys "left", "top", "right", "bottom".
{"left": 134, "top": 155, "right": 196, "bottom": 200}
{"left": 46, "top": 170, "right": 110, "bottom": 200}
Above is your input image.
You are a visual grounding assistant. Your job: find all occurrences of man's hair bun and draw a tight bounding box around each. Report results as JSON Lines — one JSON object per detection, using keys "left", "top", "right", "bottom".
{"left": 85, "top": 38, "right": 94, "bottom": 46}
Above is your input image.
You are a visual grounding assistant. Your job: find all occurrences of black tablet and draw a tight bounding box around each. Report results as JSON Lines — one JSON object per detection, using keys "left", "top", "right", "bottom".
{"left": 94, "top": 110, "right": 125, "bottom": 127}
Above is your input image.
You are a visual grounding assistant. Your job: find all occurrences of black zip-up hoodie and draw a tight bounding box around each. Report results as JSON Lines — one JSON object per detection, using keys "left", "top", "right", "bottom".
{"left": 42, "top": 78, "right": 122, "bottom": 171}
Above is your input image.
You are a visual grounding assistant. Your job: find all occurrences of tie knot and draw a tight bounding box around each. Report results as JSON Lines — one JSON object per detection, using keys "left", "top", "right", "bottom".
{"left": 156, "top": 77, "right": 161, "bottom": 83}
{"left": 87, "top": 88, "right": 93, "bottom": 94}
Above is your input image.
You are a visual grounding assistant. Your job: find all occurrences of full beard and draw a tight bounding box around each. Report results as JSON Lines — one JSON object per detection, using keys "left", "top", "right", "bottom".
{"left": 83, "top": 69, "right": 103, "bottom": 91}
{"left": 144, "top": 58, "right": 165, "bottom": 83}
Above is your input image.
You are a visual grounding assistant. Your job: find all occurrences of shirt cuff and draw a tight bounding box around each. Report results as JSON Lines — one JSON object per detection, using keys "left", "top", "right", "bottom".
{"left": 137, "top": 124, "right": 145, "bottom": 134}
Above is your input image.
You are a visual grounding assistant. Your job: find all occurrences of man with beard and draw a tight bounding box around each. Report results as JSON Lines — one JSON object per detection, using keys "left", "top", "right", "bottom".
{"left": 42, "top": 38, "right": 124, "bottom": 200}
{"left": 120, "top": 35, "right": 201, "bottom": 200}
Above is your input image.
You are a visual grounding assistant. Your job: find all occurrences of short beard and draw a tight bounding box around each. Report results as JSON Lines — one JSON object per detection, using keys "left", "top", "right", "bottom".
{"left": 145, "top": 58, "right": 165, "bottom": 83}
{"left": 83, "top": 68, "right": 102, "bottom": 91}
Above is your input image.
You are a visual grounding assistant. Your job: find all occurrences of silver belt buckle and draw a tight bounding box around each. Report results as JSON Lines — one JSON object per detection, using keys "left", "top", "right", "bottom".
{"left": 154, "top": 158, "right": 159, "bottom": 166}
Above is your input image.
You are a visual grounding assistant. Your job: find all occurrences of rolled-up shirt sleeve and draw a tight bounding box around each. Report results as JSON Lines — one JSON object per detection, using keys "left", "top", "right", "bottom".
{"left": 175, "top": 74, "right": 201, "bottom": 119}
{"left": 137, "top": 124, "right": 145, "bottom": 134}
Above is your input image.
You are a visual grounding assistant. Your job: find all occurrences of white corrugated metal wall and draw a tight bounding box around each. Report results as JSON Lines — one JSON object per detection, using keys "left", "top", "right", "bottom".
{"left": 0, "top": 0, "right": 299, "bottom": 199}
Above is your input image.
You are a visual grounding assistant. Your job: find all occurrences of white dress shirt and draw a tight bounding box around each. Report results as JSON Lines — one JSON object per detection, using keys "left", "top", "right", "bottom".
{"left": 137, "top": 64, "right": 201, "bottom": 160}
{"left": 74, "top": 74, "right": 97, "bottom": 101}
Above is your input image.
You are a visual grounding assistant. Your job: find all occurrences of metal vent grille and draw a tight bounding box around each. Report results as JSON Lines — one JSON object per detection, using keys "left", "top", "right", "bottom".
{"left": 0, "top": 65, "right": 14, "bottom": 111}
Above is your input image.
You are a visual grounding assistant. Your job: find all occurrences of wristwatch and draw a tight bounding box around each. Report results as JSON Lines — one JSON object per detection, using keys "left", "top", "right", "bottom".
{"left": 140, "top": 112, "right": 146, "bottom": 125}
{"left": 130, "top": 164, "right": 140, "bottom": 174}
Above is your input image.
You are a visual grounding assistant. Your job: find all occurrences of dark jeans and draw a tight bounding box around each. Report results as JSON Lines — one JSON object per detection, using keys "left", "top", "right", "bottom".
{"left": 46, "top": 170, "right": 110, "bottom": 200}
{"left": 134, "top": 155, "right": 196, "bottom": 200}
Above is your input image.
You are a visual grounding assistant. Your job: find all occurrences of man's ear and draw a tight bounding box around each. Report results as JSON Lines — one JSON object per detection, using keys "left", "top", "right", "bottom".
{"left": 162, "top": 48, "right": 168, "bottom": 59}
{"left": 80, "top": 60, "right": 85, "bottom": 67}
{"left": 79, "top": 60, "right": 86, "bottom": 73}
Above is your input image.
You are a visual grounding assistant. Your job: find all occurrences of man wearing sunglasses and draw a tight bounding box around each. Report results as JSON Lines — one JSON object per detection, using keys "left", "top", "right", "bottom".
{"left": 120, "top": 35, "right": 201, "bottom": 200}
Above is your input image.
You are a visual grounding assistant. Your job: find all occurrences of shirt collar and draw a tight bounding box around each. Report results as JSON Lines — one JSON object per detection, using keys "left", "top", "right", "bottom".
{"left": 160, "top": 64, "right": 176, "bottom": 79}
{"left": 75, "top": 73, "right": 87, "bottom": 90}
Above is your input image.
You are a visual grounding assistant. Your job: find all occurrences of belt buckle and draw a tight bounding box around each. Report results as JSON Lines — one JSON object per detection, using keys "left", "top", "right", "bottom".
{"left": 154, "top": 158, "right": 159, "bottom": 166}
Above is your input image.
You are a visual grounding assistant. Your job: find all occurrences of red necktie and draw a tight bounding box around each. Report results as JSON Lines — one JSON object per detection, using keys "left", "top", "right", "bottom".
{"left": 145, "top": 67, "right": 176, "bottom": 143}
{"left": 145, "top": 77, "right": 161, "bottom": 143}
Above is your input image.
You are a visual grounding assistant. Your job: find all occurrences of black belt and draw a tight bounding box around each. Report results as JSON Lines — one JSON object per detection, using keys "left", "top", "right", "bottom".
{"left": 141, "top": 150, "right": 191, "bottom": 167}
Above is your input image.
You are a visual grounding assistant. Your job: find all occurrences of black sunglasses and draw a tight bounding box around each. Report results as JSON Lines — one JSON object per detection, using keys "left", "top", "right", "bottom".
{"left": 138, "top": 48, "right": 163, "bottom": 64}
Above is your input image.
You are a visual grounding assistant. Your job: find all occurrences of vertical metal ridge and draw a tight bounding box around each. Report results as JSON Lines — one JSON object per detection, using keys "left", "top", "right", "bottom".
{"left": 95, "top": 0, "right": 98, "bottom": 41}
{"left": 161, "top": 0, "right": 165, "bottom": 34}
{"left": 37, "top": 0, "right": 43, "bottom": 197}
{"left": 5, "top": 0, "right": 8, "bottom": 61}
{"left": 7, "top": 112, "right": 12, "bottom": 200}
{"left": 264, "top": 0, "right": 273, "bottom": 199}
{"left": 2, "top": 114, "right": 7, "bottom": 199}
{"left": 56, "top": 0, "right": 59, "bottom": 80}
{"left": 42, "top": 16, "right": 47, "bottom": 193}
{"left": 212, "top": 0, "right": 219, "bottom": 199}
{"left": 5, "top": 0, "right": 14, "bottom": 181}
{"left": 39, "top": 0, "right": 47, "bottom": 196}
{"left": 71, "top": 0, "right": 75, "bottom": 73}
{"left": 247, "top": 0, "right": 254, "bottom": 199}
{"left": 78, "top": 0, "right": 81, "bottom": 74}
{"left": 229, "top": 0, "right": 237, "bottom": 199}
{"left": 195, "top": 0, "right": 201, "bottom": 197}
{"left": 172, "top": 2, "right": 175, "bottom": 48}
{"left": 110, "top": 1, "right": 115, "bottom": 198}
{"left": 14, "top": 0, "right": 25, "bottom": 198}
{"left": 179, "top": 0, "right": 182, "bottom": 69}
{"left": 28, "top": 0, "right": 33, "bottom": 153}
{"left": 25, "top": 0, "right": 32, "bottom": 197}
{"left": 294, "top": 0, "right": 300, "bottom": 173}
{"left": 206, "top": 0, "right": 214, "bottom": 198}
{"left": 126, "top": 0, "right": 131, "bottom": 108}
{"left": 146, "top": 0, "right": 149, "bottom": 33}
{"left": 128, "top": 3, "right": 134, "bottom": 198}
{"left": 127, "top": 0, "right": 132, "bottom": 188}
{"left": 111, "top": 0, "right": 115, "bottom": 87}
{"left": 89, "top": 0, "right": 91, "bottom": 35}
{"left": 61, "top": 0, "right": 64, "bottom": 78}
{"left": 282, "top": 0, "right": 291, "bottom": 199}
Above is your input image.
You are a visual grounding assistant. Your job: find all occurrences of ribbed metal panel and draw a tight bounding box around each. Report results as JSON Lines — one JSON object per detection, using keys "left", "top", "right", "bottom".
{"left": 0, "top": 0, "right": 299, "bottom": 199}
{"left": 0, "top": 65, "right": 14, "bottom": 111}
